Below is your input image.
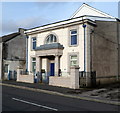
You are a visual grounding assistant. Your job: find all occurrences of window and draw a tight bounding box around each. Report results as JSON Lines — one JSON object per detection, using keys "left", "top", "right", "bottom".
{"left": 70, "top": 55, "right": 78, "bottom": 66}
{"left": 32, "top": 37, "right": 36, "bottom": 50}
{"left": 32, "top": 58, "right": 36, "bottom": 74}
{"left": 70, "top": 30, "right": 77, "bottom": 45}
{"left": 46, "top": 34, "right": 57, "bottom": 44}
{"left": 4, "top": 64, "right": 9, "bottom": 73}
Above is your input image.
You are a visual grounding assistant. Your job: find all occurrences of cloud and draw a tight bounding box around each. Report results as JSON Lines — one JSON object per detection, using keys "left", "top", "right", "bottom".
{"left": 1, "top": 15, "right": 51, "bottom": 36}
{"left": 1, "top": 3, "right": 70, "bottom": 36}
{"left": 34, "top": 2, "right": 66, "bottom": 9}
{"left": 1, "top": 2, "right": 82, "bottom": 36}
{"left": 1, "top": 19, "right": 19, "bottom": 36}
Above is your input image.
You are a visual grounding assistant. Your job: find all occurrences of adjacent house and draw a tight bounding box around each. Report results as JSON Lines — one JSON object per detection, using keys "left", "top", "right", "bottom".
{"left": 24, "top": 3, "right": 119, "bottom": 88}
{"left": 0, "top": 28, "right": 27, "bottom": 80}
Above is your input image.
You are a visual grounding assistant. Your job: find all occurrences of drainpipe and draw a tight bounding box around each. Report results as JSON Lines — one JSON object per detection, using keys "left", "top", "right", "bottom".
{"left": 90, "top": 29, "right": 94, "bottom": 74}
{"left": 82, "top": 23, "right": 86, "bottom": 73}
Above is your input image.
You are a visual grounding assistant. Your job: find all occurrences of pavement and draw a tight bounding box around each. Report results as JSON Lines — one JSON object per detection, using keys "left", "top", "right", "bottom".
{"left": 1, "top": 80, "right": 120, "bottom": 106}
{"left": 3, "top": 84, "right": 119, "bottom": 111}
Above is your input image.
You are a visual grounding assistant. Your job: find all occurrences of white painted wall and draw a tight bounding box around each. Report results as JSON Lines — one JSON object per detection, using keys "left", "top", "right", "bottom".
{"left": 28, "top": 35, "right": 36, "bottom": 72}
{"left": 27, "top": 23, "right": 91, "bottom": 77}
{"left": 71, "top": 4, "right": 114, "bottom": 19}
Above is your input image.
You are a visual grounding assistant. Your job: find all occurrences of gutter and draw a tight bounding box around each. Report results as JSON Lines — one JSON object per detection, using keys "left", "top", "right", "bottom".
{"left": 25, "top": 18, "right": 96, "bottom": 35}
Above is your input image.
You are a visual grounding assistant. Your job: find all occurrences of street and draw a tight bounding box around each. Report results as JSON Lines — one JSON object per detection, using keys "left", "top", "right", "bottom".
{"left": 2, "top": 85, "right": 120, "bottom": 112}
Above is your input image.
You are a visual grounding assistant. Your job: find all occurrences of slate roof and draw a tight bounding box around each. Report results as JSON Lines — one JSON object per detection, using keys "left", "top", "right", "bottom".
{"left": 35, "top": 43, "right": 64, "bottom": 51}
{"left": 0, "top": 32, "right": 20, "bottom": 43}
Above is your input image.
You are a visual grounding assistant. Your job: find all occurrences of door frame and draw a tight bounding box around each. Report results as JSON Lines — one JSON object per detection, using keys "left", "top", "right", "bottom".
{"left": 50, "top": 63, "right": 55, "bottom": 76}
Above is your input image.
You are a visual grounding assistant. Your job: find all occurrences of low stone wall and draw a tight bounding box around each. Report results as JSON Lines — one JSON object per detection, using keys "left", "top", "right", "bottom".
{"left": 17, "top": 67, "right": 34, "bottom": 83}
{"left": 17, "top": 74, "right": 34, "bottom": 83}
{"left": 49, "top": 66, "right": 80, "bottom": 89}
{"left": 49, "top": 76, "right": 71, "bottom": 88}
{"left": 96, "top": 77, "right": 120, "bottom": 85}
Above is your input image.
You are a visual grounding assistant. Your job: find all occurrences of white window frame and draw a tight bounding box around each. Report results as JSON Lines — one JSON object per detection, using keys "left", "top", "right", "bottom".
{"left": 68, "top": 52, "right": 79, "bottom": 73}
{"left": 70, "top": 29, "right": 77, "bottom": 46}
{"left": 70, "top": 55, "right": 78, "bottom": 66}
{"left": 31, "top": 37, "right": 36, "bottom": 50}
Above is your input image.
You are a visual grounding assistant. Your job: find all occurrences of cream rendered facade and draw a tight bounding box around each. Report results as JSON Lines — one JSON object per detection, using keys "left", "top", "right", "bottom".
{"left": 27, "top": 21, "right": 94, "bottom": 77}
{"left": 25, "top": 3, "right": 119, "bottom": 88}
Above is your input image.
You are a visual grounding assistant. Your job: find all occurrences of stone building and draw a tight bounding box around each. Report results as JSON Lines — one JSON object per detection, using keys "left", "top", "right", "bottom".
{"left": 0, "top": 28, "right": 26, "bottom": 80}
{"left": 24, "top": 3, "right": 120, "bottom": 88}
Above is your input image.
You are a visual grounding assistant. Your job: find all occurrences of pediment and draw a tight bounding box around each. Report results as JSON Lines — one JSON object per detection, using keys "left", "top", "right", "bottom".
{"left": 71, "top": 3, "right": 114, "bottom": 19}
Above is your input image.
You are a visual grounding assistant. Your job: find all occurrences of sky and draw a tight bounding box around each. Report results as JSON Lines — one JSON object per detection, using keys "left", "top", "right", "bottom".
{"left": 1, "top": 1, "right": 119, "bottom": 36}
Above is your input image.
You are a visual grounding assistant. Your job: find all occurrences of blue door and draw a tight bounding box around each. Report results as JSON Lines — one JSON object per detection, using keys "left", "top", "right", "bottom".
{"left": 50, "top": 63, "right": 54, "bottom": 76}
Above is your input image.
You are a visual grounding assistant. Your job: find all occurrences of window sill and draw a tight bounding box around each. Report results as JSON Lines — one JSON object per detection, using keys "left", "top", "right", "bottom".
{"left": 31, "top": 49, "right": 36, "bottom": 51}
{"left": 69, "top": 44, "right": 78, "bottom": 47}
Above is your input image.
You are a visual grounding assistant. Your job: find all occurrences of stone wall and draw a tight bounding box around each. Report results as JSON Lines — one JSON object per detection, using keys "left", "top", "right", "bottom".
{"left": 92, "top": 21, "right": 120, "bottom": 85}
{"left": 49, "top": 76, "right": 71, "bottom": 88}
{"left": 2, "top": 30, "right": 26, "bottom": 80}
{"left": 3, "top": 35, "right": 26, "bottom": 60}
{"left": 17, "top": 74, "right": 34, "bottom": 83}
{"left": 49, "top": 66, "right": 79, "bottom": 89}
{"left": 17, "top": 67, "right": 34, "bottom": 83}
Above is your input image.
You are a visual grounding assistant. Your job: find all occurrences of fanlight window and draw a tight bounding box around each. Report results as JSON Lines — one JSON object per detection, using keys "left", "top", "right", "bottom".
{"left": 46, "top": 34, "right": 57, "bottom": 44}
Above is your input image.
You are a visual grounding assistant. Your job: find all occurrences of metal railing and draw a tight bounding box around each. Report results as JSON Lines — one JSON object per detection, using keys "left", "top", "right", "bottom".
{"left": 20, "top": 71, "right": 29, "bottom": 75}
{"left": 79, "top": 71, "right": 96, "bottom": 87}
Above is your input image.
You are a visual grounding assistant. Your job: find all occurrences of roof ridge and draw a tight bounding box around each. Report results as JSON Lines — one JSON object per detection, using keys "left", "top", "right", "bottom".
{"left": 1, "top": 32, "right": 20, "bottom": 42}
{"left": 70, "top": 3, "right": 115, "bottom": 19}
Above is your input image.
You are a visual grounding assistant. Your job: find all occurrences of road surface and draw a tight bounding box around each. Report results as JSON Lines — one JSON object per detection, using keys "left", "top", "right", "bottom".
{"left": 2, "top": 85, "right": 120, "bottom": 112}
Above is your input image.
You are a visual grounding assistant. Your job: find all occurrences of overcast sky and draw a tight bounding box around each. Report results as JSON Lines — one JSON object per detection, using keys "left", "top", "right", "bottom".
{"left": 1, "top": 1, "right": 119, "bottom": 36}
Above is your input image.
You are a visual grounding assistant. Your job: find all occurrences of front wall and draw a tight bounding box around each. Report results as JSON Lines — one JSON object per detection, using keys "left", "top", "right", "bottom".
{"left": 49, "top": 76, "right": 71, "bottom": 88}
{"left": 28, "top": 24, "right": 86, "bottom": 76}
{"left": 27, "top": 21, "right": 120, "bottom": 85}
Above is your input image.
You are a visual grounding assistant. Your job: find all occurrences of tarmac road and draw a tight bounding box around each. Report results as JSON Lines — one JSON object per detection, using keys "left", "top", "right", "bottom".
{"left": 2, "top": 85, "right": 120, "bottom": 112}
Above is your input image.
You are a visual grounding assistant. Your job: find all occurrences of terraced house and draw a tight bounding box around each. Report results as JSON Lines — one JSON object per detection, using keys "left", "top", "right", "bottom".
{"left": 24, "top": 3, "right": 120, "bottom": 89}
{"left": 0, "top": 28, "right": 26, "bottom": 80}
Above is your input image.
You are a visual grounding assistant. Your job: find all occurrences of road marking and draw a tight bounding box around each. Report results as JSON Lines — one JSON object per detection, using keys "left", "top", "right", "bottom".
{"left": 12, "top": 98, "right": 58, "bottom": 111}
{"left": 1, "top": 83, "right": 120, "bottom": 106}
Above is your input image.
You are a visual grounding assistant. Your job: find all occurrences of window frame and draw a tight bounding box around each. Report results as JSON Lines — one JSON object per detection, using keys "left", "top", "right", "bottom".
{"left": 68, "top": 26, "right": 79, "bottom": 47}
{"left": 32, "top": 57, "right": 36, "bottom": 74}
{"left": 70, "top": 29, "right": 78, "bottom": 46}
{"left": 68, "top": 52, "right": 79, "bottom": 73}
{"left": 4, "top": 64, "right": 9, "bottom": 73}
{"left": 70, "top": 55, "right": 78, "bottom": 66}
{"left": 31, "top": 37, "right": 36, "bottom": 50}
{"left": 45, "top": 34, "right": 57, "bottom": 44}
